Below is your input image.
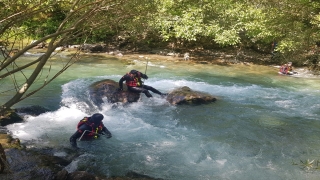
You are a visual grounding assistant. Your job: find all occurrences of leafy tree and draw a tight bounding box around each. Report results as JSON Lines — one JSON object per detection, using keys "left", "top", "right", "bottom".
{"left": 150, "top": 0, "right": 320, "bottom": 57}
{"left": 0, "top": 0, "right": 155, "bottom": 114}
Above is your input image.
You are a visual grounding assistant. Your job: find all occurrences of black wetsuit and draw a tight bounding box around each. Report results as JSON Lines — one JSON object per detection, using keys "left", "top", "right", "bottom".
{"left": 118, "top": 70, "right": 164, "bottom": 97}
{"left": 69, "top": 117, "right": 112, "bottom": 149}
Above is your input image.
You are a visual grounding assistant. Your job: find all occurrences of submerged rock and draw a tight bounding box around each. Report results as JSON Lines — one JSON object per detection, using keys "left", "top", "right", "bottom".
{"left": 166, "top": 86, "right": 217, "bottom": 105}
{"left": 15, "top": 105, "right": 51, "bottom": 116}
{"left": 1, "top": 105, "right": 50, "bottom": 127}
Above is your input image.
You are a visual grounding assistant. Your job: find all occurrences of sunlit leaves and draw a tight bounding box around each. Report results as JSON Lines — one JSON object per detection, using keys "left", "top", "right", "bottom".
{"left": 2, "top": 0, "right": 320, "bottom": 53}
{"left": 152, "top": 0, "right": 272, "bottom": 45}
{"left": 311, "top": 14, "right": 320, "bottom": 28}
{"left": 214, "top": 29, "right": 240, "bottom": 46}
{"left": 150, "top": 0, "right": 320, "bottom": 52}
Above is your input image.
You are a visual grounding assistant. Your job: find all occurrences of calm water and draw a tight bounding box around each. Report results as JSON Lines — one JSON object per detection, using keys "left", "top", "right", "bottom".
{"left": 2, "top": 52, "right": 320, "bottom": 179}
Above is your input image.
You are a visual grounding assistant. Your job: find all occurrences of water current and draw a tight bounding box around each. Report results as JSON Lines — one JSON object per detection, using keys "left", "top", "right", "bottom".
{"left": 2, "top": 52, "right": 320, "bottom": 179}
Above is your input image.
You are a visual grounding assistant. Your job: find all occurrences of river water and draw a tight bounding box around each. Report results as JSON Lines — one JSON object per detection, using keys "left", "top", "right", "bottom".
{"left": 2, "top": 52, "right": 320, "bottom": 179}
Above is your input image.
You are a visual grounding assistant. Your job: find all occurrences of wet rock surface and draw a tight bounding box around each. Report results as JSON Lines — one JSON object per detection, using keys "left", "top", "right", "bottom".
{"left": 89, "top": 79, "right": 217, "bottom": 106}
{"left": 0, "top": 110, "right": 23, "bottom": 126}
{"left": 0, "top": 148, "right": 70, "bottom": 180}
{"left": 89, "top": 79, "right": 141, "bottom": 105}
{"left": 0, "top": 147, "right": 162, "bottom": 180}
{"left": 166, "top": 86, "right": 217, "bottom": 105}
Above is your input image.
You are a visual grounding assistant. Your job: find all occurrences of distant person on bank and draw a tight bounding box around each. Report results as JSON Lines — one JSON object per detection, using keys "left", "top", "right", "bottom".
{"left": 118, "top": 69, "right": 167, "bottom": 98}
{"left": 279, "top": 62, "right": 297, "bottom": 75}
{"left": 70, "top": 113, "right": 112, "bottom": 149}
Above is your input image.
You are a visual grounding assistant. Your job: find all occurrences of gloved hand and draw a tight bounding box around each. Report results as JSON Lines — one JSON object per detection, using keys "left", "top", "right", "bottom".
{"left": 94, "top": 134, "right": 100, "bottom": 139}
{"left": 141, "top": 74, "right": 148, "bottom": 80}
{"left": 106, "top": 133, "right": 112, "bottom": 139}
{"left": 101, "top": 131, "right": 112, "bottom": 138}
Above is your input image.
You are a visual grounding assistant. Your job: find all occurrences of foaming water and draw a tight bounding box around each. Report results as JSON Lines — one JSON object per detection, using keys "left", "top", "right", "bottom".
{"left": 4, "top": 54, "right": 320, "bottom": 179}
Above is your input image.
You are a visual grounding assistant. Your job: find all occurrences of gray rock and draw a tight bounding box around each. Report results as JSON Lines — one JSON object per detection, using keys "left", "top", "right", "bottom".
{"left": 166, "top": 86, "right": 217, "bottom": 105}
{"left": 3, "top": 148, "right": 56, "bottom": 180}
{"left": 89, "top": 79, "right": 141, "bottom": 105}
{"left": 0, "top": 111, "right": 23, "bottom": 126}
{"left": 89, "top": 80, "right": 217, "bottom": 106}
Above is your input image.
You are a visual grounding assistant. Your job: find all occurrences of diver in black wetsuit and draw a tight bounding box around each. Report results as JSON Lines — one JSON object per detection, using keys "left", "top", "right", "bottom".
{"left": 69, "top": 113, "right": 112, "bottom": 149}
{"left": 118, "top": 69, "right": 167, "bottom": 98}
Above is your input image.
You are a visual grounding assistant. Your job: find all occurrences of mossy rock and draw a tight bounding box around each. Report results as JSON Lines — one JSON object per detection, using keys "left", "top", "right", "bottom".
{"left": 89, "top": 79, "right": 141, "bottom": 105}
{"left": 0, "top": 134, "right": 22, "bottom": 149}
{"left": 166, "top": 86, "right": 217, "bottom": 105}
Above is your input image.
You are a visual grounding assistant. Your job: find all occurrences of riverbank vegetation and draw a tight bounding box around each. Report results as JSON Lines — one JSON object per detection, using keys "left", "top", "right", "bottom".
{"left": 1, "top": 0, "right": 320, "bottom": 112}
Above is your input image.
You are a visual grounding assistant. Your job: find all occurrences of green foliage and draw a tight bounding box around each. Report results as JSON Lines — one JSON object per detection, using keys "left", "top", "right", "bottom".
{"left": 2, "top": 0, "right": 320, "bottom": 62}
{"left": 149, "top": 0, "right": 320, "bottom": 58}
{"left": 1, "top": 0, "right": 148, "bottom": 112}
{"left": 20, "top": 4, "right": 67, "bottom": 38}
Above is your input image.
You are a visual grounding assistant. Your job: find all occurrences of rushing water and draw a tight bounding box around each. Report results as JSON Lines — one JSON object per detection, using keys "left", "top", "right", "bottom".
{"left": 2, "top": 52, "right": 320, "bottom": 179}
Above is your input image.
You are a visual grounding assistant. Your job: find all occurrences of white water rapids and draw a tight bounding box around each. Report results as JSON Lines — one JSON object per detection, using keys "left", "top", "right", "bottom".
{"left": 2, "top": 53, "right": 320, "bottom": 179}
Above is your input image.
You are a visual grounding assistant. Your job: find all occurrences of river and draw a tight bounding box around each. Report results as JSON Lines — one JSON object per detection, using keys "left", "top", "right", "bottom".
{"left": 2, "top": 52, "right": 320, "bottom": 179}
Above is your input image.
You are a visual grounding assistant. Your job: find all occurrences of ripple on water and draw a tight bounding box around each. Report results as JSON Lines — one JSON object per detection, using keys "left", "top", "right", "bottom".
{"left": 257, "top": 115, "right": 286, "bottom": 128}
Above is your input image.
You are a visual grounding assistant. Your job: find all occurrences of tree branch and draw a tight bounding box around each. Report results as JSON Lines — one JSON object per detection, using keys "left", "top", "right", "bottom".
{"left": 0, "top": 58, "right": 42, "bottom": 79}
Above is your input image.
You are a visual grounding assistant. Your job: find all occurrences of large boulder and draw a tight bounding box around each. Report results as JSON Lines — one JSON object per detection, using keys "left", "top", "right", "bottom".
{"left": 166, "top": 86, "right": 217, "bottom": 105}
{"left": 89, "top": 79, "right": 217, "bottom": 106}
{"left": 89, "top": 79, "right": 141, "bottom": 105}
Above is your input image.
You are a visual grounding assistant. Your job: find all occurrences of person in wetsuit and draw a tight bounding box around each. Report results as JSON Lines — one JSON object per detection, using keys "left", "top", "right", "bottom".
{"left": 69, "top": 113, "right": 112, "bottom": 149}
{"left": 118, "top": 69, "right": 167, "bottom": 98}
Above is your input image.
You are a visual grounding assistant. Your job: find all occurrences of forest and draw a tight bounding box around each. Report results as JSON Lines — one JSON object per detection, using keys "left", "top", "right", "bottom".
{"left": 1, "top": 0, "right": 320, "bottom": 113}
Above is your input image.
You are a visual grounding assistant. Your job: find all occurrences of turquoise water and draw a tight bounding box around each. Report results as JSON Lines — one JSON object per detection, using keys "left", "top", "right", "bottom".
{"left": 2, "top": 52, "right": 320, "bottom": 179}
